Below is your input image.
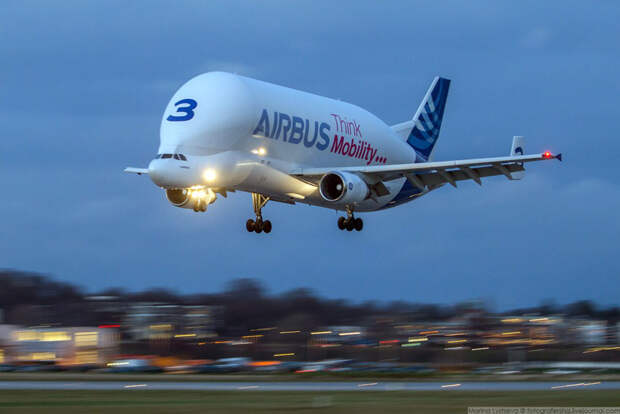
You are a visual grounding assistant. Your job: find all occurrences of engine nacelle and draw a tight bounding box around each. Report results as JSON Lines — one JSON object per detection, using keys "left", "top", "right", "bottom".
{"left": 165, "top": 188, "right": 216, "bottom": 212}
{"left": 318, "top": 171, "right": 369, "bottom": 205}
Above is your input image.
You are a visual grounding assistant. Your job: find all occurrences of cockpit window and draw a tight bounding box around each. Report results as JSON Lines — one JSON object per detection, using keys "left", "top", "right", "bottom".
{"left": 157, "top": 153, "right": 186, "bottom": 160}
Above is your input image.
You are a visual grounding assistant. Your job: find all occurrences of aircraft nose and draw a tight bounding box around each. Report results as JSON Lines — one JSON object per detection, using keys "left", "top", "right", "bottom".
{"left": 148, "top": 157, "right": 196, "bottom": 188}
{"left": 148, "top": 159, "right": 167, "bottom": 187}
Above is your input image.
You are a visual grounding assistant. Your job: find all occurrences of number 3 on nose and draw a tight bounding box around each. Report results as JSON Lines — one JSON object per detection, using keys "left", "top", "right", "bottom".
{"left": 167, "top": 99, "right": 197, "bottom": 121}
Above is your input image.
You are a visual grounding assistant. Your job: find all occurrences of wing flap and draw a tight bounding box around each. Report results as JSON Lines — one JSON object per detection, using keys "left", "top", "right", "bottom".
{"left": 408, "top": 163, "right": 526, "bottom": 189}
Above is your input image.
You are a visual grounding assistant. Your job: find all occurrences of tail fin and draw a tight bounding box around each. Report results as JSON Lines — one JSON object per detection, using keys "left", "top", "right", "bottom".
{"left": 406, "top": 77, "right": 451, "bottom": 161}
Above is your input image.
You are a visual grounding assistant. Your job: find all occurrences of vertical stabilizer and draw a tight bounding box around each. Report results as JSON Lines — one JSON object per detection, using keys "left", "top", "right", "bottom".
{"left": 406, "top": 77, "right": 451, "bottom": 161}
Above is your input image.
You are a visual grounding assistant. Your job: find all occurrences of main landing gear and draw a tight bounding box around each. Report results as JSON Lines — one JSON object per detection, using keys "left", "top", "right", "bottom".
{"left": 246, "top": 193, "right": 272, "bottom": 234}
{"left": 337, "top": 207, "right": 363, "bottom": 232}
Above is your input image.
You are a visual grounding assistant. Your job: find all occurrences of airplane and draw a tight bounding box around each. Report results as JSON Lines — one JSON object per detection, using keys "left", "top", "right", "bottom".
{"left": 125, "top": 72, "right": 561, "bottom": 234}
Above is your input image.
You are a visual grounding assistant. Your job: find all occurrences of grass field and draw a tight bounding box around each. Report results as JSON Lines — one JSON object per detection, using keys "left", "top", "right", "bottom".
{"left": 0, "top": 390, "right": 618, "bottom": 413}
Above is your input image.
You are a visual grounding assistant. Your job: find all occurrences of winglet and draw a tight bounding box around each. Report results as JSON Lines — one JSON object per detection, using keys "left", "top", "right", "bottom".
{"left": 510, "top": 136, "right": 525, "bottom": 180}
{"left": 556, "top": 153, "right": 562, "bottom": 162}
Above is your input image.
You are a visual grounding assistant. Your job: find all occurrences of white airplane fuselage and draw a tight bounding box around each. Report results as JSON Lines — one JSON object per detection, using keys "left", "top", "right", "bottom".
{"left": 148, "top": 72, "right": 417, "bottom": 212}
{"left": 129, "top": 71, "right": 559, "bottom": 232}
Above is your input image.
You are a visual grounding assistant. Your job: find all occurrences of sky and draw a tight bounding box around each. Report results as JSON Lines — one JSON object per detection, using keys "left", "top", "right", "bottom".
{"left": 1, "top": 1, "right": 619, "bottom": 310}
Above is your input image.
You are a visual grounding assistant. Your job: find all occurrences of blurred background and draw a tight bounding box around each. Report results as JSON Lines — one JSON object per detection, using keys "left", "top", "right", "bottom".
{"left": 0, "top": 271, "right": 618, "bottom": 375}
{"left": 0, "top": 0, "right": 619, "bottom": 377}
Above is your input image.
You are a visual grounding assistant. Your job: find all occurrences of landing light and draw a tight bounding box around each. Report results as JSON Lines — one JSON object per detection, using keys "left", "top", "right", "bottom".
{"left": 251, "top": 147, "right": 267, "bottom": 156}
{"left": 203, "top": 168, "right": 217, "bottom": 182}
{"left": 191, "top": 189, "right": 206, "bottom": 199}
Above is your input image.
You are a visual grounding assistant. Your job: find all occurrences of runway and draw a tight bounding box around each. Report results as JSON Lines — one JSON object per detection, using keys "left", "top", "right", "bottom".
{"left": 0, "top": 381, "right": 618, "bottom": 391}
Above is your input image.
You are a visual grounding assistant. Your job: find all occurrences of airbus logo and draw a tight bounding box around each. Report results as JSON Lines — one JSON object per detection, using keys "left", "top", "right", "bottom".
{"left": 252, "top": 109, "right": 331, "bottom": 150}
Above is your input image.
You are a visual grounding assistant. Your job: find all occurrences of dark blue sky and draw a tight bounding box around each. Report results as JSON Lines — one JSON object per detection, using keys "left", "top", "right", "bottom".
{"left": 1, "top": 1, "right": 618, "bottom": 310}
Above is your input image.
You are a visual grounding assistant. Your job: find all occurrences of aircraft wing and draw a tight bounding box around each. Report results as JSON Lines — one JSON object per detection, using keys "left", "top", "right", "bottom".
{"left": 291, "top": 152, "right": 562, "bottom": 192}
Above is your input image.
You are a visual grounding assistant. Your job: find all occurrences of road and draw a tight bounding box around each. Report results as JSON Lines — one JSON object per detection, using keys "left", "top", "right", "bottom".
{"left": 0, "top": 381, "right": 618, "bottom": 391}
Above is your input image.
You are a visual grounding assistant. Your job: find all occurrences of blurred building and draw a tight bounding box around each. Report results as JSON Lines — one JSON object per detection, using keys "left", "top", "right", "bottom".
{"left": 480, "top": 316, "right": 564, "bottom": 347}
{"left": 320, "top": 326, "right": 366, "bottom": 344}
{"left": 572, "top": 319, "right": 607, "bottom": 345}
{"left": 0, "top": 325, "right": 119, "bottom": 365}
{"left": 0, "top": 325, "right": 18, "bottom": 363}
{"left": 123, "top": 303, "right": 217, "bottom": 342}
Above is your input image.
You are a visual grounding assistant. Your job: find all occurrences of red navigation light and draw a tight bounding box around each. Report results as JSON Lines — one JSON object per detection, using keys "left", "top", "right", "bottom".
{"left": 543, "top": 151, "right": 552, "bottom": 159}
{"left": 99, "top": 324, "right": 120, "bottom": 328}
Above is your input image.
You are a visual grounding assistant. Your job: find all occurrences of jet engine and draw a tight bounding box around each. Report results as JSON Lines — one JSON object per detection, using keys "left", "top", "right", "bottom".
{"left": 318, "top": 171, "right": 369, "bottom": 205}
{"left": 165, "top": 188, "right": 216, "bottom": 212}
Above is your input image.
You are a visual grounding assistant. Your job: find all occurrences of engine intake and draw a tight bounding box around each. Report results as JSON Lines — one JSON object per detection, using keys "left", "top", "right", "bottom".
{"left": 318, "top": 171, "right": 369, "bottom": 205}
{"left": 166, "top": 188, "right": 190, "bottom": 206}
{"left": 166, "top": 188, "right": 216, "bottom": 212}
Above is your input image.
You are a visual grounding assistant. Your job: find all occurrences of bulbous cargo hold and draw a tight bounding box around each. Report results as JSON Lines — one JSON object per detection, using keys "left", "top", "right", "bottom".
{"left": 158, "top": 72, "right": 414, "bottom": 169}
{"left": 159, "top": 72, "right": 258, "bottom": 157}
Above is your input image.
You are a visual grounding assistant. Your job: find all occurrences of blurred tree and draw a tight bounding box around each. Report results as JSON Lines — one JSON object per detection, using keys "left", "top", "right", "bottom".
{"left": 565, "top": 300, "right": 596, "bottom": 317}
{"left": 225, "top": 278, "right": 265, "bottom": 300}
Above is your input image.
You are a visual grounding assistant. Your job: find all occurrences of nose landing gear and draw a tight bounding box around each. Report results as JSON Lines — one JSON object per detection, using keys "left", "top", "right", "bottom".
{"left": 187, "top": 188, "right": 215, "bottom": 213}
{"left": 337, "top": 206, "right": 363, "bottom": 232}
{"left": 246, "top": 193, "right": 272, "bottom": 234}
{"left": 192, "top": 199, "right": 207, "bottom": 212}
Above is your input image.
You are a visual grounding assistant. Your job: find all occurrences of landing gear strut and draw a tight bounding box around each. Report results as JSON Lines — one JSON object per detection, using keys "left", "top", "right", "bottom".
{"left": 337, "top": 206, "right": 363, "bottom": 232}
{"left": 246, "top": 193, "right": 272, "bottom": 234}
{"left": 192, "top": 199, "right": 207, "bottom": 212}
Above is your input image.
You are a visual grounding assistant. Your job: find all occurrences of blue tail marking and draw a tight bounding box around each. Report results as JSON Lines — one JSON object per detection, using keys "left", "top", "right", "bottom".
{"left": 406, "top": 77, "right": 451, "bottom": 160}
